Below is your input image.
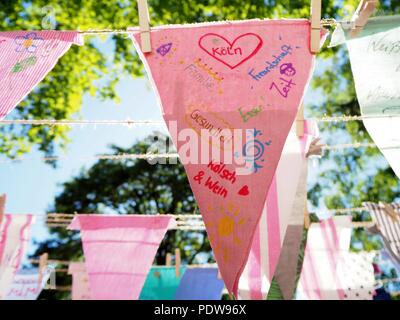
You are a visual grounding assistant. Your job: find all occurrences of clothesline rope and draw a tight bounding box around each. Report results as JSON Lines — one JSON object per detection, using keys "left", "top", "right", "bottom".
{"left": 0, "top": 141, "right": 398, "bottom": 164}
{"left": 1, "top": 115, "right": 399, "bottom": 126}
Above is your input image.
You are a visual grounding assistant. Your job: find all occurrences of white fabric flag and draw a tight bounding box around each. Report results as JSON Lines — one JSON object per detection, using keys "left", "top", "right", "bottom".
{"left": 345, "top": 16, "right": 400, "bottom": 178}
{"left": 5, "top": 268, "right": 51, "bottom": 300}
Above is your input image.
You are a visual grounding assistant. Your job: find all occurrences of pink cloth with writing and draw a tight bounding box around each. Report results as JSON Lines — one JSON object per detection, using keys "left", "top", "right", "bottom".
{"left": 0, "top": 31, "right": 83, "bottom": 119}
{"left": 0, "top": 214, "right": 34, "bottom": 299}
{"left": 130, "top": 19, "right": 320, "bottom": 296}
{"left": 68, "top": 262, "right": 91, "bottom": 300}
{"left": 239, "top": 120, "right": 318, "bottom": 299}
{"left": 68, "top": 215, "right": 176, "bottom": 300}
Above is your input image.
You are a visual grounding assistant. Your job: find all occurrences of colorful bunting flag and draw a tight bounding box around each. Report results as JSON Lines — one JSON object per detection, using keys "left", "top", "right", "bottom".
{"left": 139, "top": 266, "right": 186, "bottom": 300}
{"left": 68, "top": 215, "right": 176, "bottom": 300}
{"left": 0, "top": 31, "right": 83, "bottom": 119}
{"left": 175, "top": 268, "right": 225, "bottom": 300}
{"left": 0, "top": 214, "right": 34, "bottom": 299}
{"left": 344, "top": 16, "right": 400, "bottom": 179}
{"left": 296, "top": 216, "right": 354, "bottom": 300}
{"left": 130, "top": 19, "right": 321, "bottom": 296}
{"left": 5, "top": 268, "right": 51, "bottom": 300}
{"left": 364, "top": 202, "right": 400, "bottom": 264}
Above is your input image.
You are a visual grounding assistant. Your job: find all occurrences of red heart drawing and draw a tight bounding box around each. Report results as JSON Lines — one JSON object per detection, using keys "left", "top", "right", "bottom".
{"left": 198, "top": 33, "right": 263, "bottom": 69}
{"left": 238, "top": 185, "right": 250, "bottom": 196}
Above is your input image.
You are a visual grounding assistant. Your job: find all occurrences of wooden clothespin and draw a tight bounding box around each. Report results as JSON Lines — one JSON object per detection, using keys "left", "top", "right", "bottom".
{"left": 304, "top": 199, "right": 311, "bottom": 229}
{"left": 310, "top": 0, "right": 322, "bottom": 54}
{"left": 166, "top": 252, "right": 172, "bottom": 266}
{"left": 175, "top": 248, "right": 181, "bottom": 277}
{"left": 217, "top": 269, "right": 222, "bottom": 280}
{"left": 350, "top": 0, "right": 379, "bottom": 38}
{"left": 0, "top": 194, "right": 6, "bottom": 226}
{"left": 380, "top": 202, "right": 399, "bottom": 222}
{"left": 137, "top": 0, "right": 152, "bottom": 53}
{"left": 38, "top": 253, "right": 49, "bottom": 288}
{"left": 296, "top": 103, "right": 305, "bottom": 137}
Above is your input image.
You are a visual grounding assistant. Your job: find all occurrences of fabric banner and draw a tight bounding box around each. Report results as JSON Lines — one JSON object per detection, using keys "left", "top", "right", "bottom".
{"left": 68, "top": 262, "right": 91, "bottom": 300}
{"left": 0, "top": 214, "right": 34, "bottom": 299}
{"left": 175, "top": 268, "right": 225, "bottom": 300}
{"left": 5, "top": 268, "right": 51, "bottom": 300}
{"left": 343, "top": 16, "right": 400, "bottom": 178}
{"left": 139, "top": 266, "right": 186, "bottom": 300}
{"left": 238, "top": 120, "right": 317, "bottom": 300}
{"left": 364, "top": 202, "right": 400, "bottom": 264}
{"left": 130, "top": 19, "right": 321, "bottom": 296}
{"left": 0, "top": 31, "right": 83, "bottom": 119}
{"left": 68, "top": 215, "right": 176, "bottom": 300}
{"left": 296, "top": 216, "right": 354, "bottom": 300}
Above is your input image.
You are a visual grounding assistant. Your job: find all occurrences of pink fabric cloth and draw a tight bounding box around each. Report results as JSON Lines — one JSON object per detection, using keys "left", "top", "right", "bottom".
{"left": 68, "top": 215, "right": 176, "bottom": 300}
{"left": 68, "top": 262, "right": 91, "bottom": 300}
{"left": 239, "top": 120, "right": 318, "bottom": 300}
{"left": 0, "top": 31, "right": 83, "bottom": 119}
{"left": 0, "top": 214, "right": 34, "bottom": 299}
{"left": 131, "top": 20, "right": 320, "bottom": 296}
{"left": 296, "top": 216, "right": 353, "bottom": 300}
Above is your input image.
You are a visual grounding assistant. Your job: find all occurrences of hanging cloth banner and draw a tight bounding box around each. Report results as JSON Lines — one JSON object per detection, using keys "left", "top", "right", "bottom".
{"left": 364, "top": 202, "right": 400, "bottom": 264}
{"left": 0, "top": 31, "right": 84, "bottom": 119}
{"left": 238, "top": 120, "right": 318, "bottom": 300}
{"left": 68, "top": 215, "right": 176, "bottom": 300}
{"left": 0, "top": 214, "right": 34, "bottom": 300}
{"left": 5, "top": 268, "right": 51, "bottom": 300}
{"left": 68, "top": 262, "right": 91, "bottom": 300}
{"left": 130, "top": 19, "right": 322, "bottom": 296}
{"left": 296, "top": 216, "right": 354, "bottom": 300}
{"left": 139, "top": 266, "right": 186, "bottom": 300}
{"left": 338, "top": 16, "right": 400, "bottom": 178}
{"left": 175, "top": 268, "right": 225, "bottom": 300}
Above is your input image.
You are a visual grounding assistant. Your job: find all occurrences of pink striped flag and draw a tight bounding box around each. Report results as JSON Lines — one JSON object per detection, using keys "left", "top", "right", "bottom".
{"left": 296, "top": 216, "right": 353, "bottom": 300}
{"left": 130, "top": 20, "right": 324, "bottom": 297}
{"left": 0, "top": 214, "right": 34, "bottom": 299}
{"left": 0, "top": 31, "right": 83, "bottom": 119}
{"left": 238, "top": 120, "right": 318, "bottom": 300}
{"left": 68, "top": 215, "right": 176, "bottom": 300}
{"left": 68, "top": 262, "right": 91, "bottom": 300}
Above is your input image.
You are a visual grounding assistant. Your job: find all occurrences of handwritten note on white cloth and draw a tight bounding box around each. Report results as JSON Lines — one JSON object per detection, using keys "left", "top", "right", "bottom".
{"left": 346, "top": 16, "right": 400, "bottom": 178}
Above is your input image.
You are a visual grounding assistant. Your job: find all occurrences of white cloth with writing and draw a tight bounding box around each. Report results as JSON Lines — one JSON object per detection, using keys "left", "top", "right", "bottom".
{"left": 345, "top": 16, "right": 400, "bottom": 178}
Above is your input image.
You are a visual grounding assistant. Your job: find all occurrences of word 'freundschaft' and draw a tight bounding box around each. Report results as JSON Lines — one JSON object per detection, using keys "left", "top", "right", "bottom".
{"left": 248, "top": 45, "right": 293, "bottom": 81}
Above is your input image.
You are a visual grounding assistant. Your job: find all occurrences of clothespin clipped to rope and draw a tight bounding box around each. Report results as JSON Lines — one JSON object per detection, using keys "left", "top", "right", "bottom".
{"left": 0, "top": 194, "right": 6, "bottom": 226}
{"left": 137, "top": 0, "right": 152, "bottom": 52}
{"left": 296, "top": 103, "right": 305, "bottom": 137}
{"left": 306, "top": 138, "right": 325, "bottom": 157}
{"left": 166, "top": 252, "right": 172, "bottom": 266}
{"left": 310, "top": 0, "right": 322, "bottom": 53}
{"left": 380, "top": 202, "right": 399, "bottom": 222}
{"left": 304, "top": 199, "right": 311, "bottom": 229}
{"left": 175, "top": 248, "right": 181, "bottom": 277}
{"left": 38, "top": 253, "right": 49, "bottom": 288}
{"left": 349, "top": 0, "right": 379, "bottom": 38}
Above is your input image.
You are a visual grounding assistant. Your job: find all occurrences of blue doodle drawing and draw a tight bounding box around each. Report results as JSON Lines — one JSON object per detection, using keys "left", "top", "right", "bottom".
{"left": 235, "top": 128, "right": 272, "bottom": 173}
{"left": 156, "top": 43, "right": 173, "bottom": 56}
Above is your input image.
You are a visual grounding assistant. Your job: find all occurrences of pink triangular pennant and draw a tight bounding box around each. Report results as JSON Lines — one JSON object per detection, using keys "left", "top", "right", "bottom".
{"left": 0, "top": 214, "right": 34, "bottom": 299}
{"left": 68, "top": 215, "right": 176, "bottom": 300}
{"left": 130, "top": 19, "right": 320, "bottom": 296}
{"left": 0, "top": 31, "right": 83, "bottom": 119}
